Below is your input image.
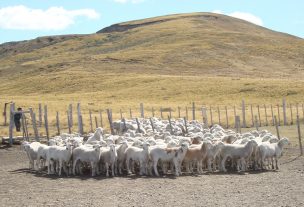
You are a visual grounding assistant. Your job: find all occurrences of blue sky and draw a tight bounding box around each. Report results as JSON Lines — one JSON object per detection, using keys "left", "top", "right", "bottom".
{"left": 0, "top": 0, "right": 303, "bottom": 43}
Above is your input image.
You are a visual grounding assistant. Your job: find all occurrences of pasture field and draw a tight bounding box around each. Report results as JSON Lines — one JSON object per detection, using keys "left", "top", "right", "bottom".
{"left": 1, "top": 75, "right": 304, "bottom": 137}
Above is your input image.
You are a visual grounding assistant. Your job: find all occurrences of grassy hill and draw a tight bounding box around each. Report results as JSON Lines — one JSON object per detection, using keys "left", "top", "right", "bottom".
{"left": 0, "top": 12, "right": 304, "bottom": 112}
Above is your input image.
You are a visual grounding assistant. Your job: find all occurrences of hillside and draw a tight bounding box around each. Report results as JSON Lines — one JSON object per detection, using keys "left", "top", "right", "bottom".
{"left": 0, "top": 12, "right": 304, "bottom": 105}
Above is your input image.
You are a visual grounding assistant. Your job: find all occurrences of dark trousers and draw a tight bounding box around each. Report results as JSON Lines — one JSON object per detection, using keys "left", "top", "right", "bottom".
{"left": 15, "top": 120, "right": 21, "bottom": 132}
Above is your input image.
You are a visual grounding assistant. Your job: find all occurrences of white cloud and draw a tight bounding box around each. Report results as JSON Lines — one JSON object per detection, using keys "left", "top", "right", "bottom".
{"left": 0, "top": 5, "right": 100, "bottom": 30}
{"left": 212, "top": 10, "right": 263, "bottom": 26}
{"left": 113, "top": 0, "right": 145, "bottom": 3}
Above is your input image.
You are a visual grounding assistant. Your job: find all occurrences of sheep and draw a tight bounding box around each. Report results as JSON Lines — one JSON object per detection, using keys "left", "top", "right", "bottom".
{"left": 149, "top": 143, "right": 189, "bottom": 176}
{"left": 22, "top": 141, "right": 41, "bottom": 170}
{"left": 85, "top": 127, "right": 103, "bottom": 145}
{"left": 36, "top": 144, "right": 50, "bottom": 171}
{"left": 115, "top": 141, "right": 129, "bottom": 174}
{"left": 220, "top": 140, "right": 258, "bottom": 172}
{"left": 46, "top": 143, "right": 74, "bottom": 176}
{"left": 73, "top": 144, "right": 102, "bottom": 176}
{"left": 183, "top": 142, "right": 210, "bottom": 173}
{"left": 100, "top": 144, "right": 117, "bottom": 177}
{"left": 257, "top": 137, "right": 289, "bottom": 170}
{"left": 125, "top": 143, "right": 150, "bottom": 175}
{"left": 204, "top": 141, "right": 225, "bottom": 172}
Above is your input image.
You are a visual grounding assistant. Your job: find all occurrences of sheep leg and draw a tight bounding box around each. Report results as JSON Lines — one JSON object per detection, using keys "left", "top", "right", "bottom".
{"left": 153, "top": 160, "right": 159, "bottom": 176}
{"left": 58, "top": 160, "right": 63, "bottom": 176}
{"left": 139, "top": 160, "right": 144, "bottom": 176}
{"left": 91, "top": 162, "right": 96, "bottom": 177}
{"left": 275, "top": 157, "right": 279, "bottom": 170}
{"left": 221, "top": 156, "right": 227, "bottom": 172}
{"left": 47, "top": 159, "right": 51, "bottom": 174}
{"left": 111, "top": 162, "right": 115, "bottom": 177}
{"left": 173, "top": 159, "right": 179, "bottom": 176}
{"left": 73, "top": 159, "right": 78, "bottom": 175}
{"left": 185, "top": 162, "right": 190, "bottom": 173}
{"left": 62, "top": 162, "right": 68, "bottom": 176}
{"left": 207, "top": 158, "right": 212, "bottom": 172}
{"left": 105, "top": 163, "right": 109, "bottom": 177}
{"left": 126, "top": 158, "right": 131, "bottom": 175}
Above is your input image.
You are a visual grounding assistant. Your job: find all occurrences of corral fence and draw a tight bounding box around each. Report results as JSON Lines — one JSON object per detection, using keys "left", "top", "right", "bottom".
{"left": 1, "top": 99, "right": 303, "bottom": 155}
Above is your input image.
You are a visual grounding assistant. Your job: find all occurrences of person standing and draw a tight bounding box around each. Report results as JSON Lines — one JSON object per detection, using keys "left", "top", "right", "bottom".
{"left": 14, "top": 107, "right": 22, "bottom": 132}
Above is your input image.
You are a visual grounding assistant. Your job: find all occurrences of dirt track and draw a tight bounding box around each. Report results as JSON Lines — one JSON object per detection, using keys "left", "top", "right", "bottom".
{"left": 0, "top": 145, "right": 303, "bottom": 207}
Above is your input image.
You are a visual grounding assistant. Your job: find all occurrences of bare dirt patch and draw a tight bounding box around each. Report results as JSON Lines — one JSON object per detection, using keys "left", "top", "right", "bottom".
{"left": 0, "top": 145, "right": 303, "bottom": 207}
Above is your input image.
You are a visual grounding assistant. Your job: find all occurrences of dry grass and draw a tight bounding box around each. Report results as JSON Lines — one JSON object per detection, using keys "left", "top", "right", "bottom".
{"left": 0, "top": 12, "right": 304, "bottom": 137}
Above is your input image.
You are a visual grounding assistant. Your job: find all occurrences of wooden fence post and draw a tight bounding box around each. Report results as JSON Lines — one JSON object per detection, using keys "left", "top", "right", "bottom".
{"left": 274, "top": 115, "right": 280, "bottom": 139}
{"left": 271, "top": 104, "right": 275, "bottom": 126}
{"left": 67, "top": 111, "right": 71, "bottom": 134}
{"left": 296, "top": 103, "right": 299, "bottom": 117}
{"left": 254, "top": 115, "right": 259, "bottom": 131}
{"left": 210, "top": 106, "right": 213, "bottom": 126}
{"left": 235, "top": 116, "right": 240, "bottom": 133}
{"left": 283, "top": 98, "right": 287, "bottom": 125}
{"left": 185, "top": 107, "right": 188, "bottom": 120}
{"left": 44, "top": 105, "right": 49, "bottom": 141}
{"left": 38, "top": 103, "right": 42, "bottom": 127}
{"left": 21, "top": 113, "right": 29, "bottom": 141}
{"left": 3, "top": 102, "right": 8, "bottom": 126}
{"left": 168, "top": 115, "right": 173, "bottom": 134}
{"left": 178, "top": 107, "right": 181, "bottom": 118}
{"left": 149, "top": 118, "right": 155, "bottom": 132}
{"left": 77, "top": 103, "right": 83, "bottom": 135}
{"left": 202, "top": 107, "right": 208, "bottom": 127}
{"left": 264, "top": 104, "right": 268, "bottom": 126}
{"left": 107, "top": 109, "right": 114, "bottom": 135}
{"left": 183, "top": 117, "right": 188, "bottom": 135}
{"left": 192, "top": 102, "right": 196, "bottom": 120}
{"left": 89, "top": 109, "right": 93, "bottom": 132}
{"left": 290, "top": 104, "right": 293, "bottom": 125}
{"left": 29, "top": 107, "right": 39, "bottom": 142}
{"left": 8, "top": 103, "right": 15, "bottom": 145}
{"left": 257, "top": 105, "right": 261, "bottom": 127}
{"left": 217, "top": 106, "right": 221, "bottom": 126}
{"left": 122, "top": 118, "right": 127, "bottom": 133}
{"left": 99, "top": 110, "right": 103, "bottom": 128}
{"left": 140, "top": 103, "right": 144, "bottom": 118}
{"left": 242, "top": 100, "right": 246, "bottom": 128}
{"left": 296, "top": 115, "right": 303, "bottom": 156}
{"left": 69, "top": 104, "right": 73, "bottom": 126}
{"left": 56, "top": 111, "right": 60, "bottom": 135}
{"left": 302, "top": 104, "right": 304, "bottom": 123}
{"left": 135, "top": 118, "right": 141, "bottom": 133}
{"left": 277, "top": 104, "right": 281, "bottom": 126}
{"left": 225, "top": 106, "right": 228, "bottom": 129}
{"left": 95, "top": 116, "right": 98, "bottom": 129}
{"left": 250, "top": 104, "right": 254, "bottom": 127}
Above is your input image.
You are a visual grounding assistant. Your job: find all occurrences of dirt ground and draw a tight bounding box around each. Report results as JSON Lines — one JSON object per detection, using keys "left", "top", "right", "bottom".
{"left": 0, "top": 145, "right": 303, "bottom": 207}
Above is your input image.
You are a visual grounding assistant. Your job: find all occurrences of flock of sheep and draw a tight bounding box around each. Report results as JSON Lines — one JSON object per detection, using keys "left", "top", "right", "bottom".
{"left": 21, "top": 117, "right": 290, "bottom": 177}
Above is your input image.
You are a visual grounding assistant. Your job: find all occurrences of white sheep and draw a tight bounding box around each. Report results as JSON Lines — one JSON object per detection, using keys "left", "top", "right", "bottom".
{"left": 100, "top": 144, "right": 117, "bottom": 177}
{"left": 46, "top": 143, "right": 73, "bottom": 176}
{"left": 257, "top": 137, "right": 289, "bottom": 170}
{"left": 72, "top": 144, "right": 102, "bottom": 176}
{"left": 149, "top": 143, "right": 189, "bottom": 176}
{"left": 220, "top": 140, "right": 258, "bottom": 172}
{"left": 125, "top": 143, "right": 150, "bottom": 175}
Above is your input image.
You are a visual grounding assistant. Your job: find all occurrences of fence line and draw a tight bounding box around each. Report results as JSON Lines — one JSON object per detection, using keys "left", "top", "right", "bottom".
{"left": 3, "top": 100, "right": 304, "bottom": 139}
